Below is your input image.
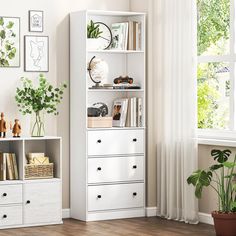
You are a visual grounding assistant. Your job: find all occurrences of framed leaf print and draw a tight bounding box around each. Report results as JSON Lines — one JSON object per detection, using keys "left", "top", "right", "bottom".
{"left": 0, "top": 17, "right": 20, "bottom": 67}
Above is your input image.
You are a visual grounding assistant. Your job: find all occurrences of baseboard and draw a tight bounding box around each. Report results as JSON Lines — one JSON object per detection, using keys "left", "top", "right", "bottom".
{"left": 198, "top": 212, "right": 213, "bottom": 225}
{"left": 62, "top": 208, "right": 71, "bottom": 219}
{"left": 87, "top": 208, "right": 145, "bottom": 221}
{"left": 63, "top": 207, "right": 213, "bottom": 225}
{"left": 145, "top": 207, "right": 157, "bottom": 217}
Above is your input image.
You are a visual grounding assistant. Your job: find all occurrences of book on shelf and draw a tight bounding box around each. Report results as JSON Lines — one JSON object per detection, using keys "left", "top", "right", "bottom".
{"left": 126, "top": 97, "right": 143, "bottom": 127}
{"left": 0, "top": 153, "right": 6, "bottom": 181}
{"left": 112, "top": 98, "right": 129, "bottom": 127}
{"left": 128, "top": 21, "right": 142, "bottom": 50}
{"left": 111, "top": 22, "right": 129, "bottom": 50}
{"left": 0, "top": 153, "right": 19, "bottom": 181}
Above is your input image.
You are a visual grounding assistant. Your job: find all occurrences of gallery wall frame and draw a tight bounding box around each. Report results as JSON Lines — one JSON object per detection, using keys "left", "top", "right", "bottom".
{"left": 24, "top": 35, "right": 49, "bottom": 72}
{"left": 0, "top": 16, "right": 20, "bottom": 68}
{"left": 28, "top": 10, "right": 43, "bottom": 32}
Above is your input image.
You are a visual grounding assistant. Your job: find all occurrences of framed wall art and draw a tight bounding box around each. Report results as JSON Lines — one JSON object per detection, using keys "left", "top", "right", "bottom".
{"left": 24, "top": 35, "right": 49, "bottom": 72}
{"left": 0, "top": 16, "right": 20, "bottom": 67}
{"left": 29, "top": 10, "right": 43, "bottom": 32}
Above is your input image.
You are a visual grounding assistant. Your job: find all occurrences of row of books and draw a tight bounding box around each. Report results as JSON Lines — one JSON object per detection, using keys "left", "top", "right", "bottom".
{"left": 111, "top": 21, "right": 142, "bottom": 51}
{"left": 112, "top": 97, "right": 143, "bottom": 127}
{"left": 0, "top": 153, "right": 19, "bottom": 181}
{"left": 126, "top": 97, "right": 142, "bottom": 127}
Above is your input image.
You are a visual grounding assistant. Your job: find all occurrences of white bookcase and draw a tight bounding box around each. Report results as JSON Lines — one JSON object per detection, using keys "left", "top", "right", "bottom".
{"left": 0, "top": 137, "right": 62, "bottom": 229}
{"left": 70, "top": 10, "right": 146, "bottom": 221}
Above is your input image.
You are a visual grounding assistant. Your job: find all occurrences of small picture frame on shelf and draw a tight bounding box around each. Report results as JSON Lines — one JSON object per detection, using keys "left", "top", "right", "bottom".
{"left": 29, "top": 10, "right": 43, "bottom": 32}
{"left": 24, "top": 35, "right": 49, "bottom": 72}
{"left": 112, "top": 98, "right": 128, "bottom": 127}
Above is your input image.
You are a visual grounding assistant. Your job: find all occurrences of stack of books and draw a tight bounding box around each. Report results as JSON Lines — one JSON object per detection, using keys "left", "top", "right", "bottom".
{"left": 128, "top": 21, "right": 142, "bottom": 51}
{"left": 110, "top": 21, "right": 142, "bottom": 51}
{"left": 0, "top": 153, "right": 19, "bottom": 181}
{"left": 126, "top": 97, "right": 143, "bottom": 127}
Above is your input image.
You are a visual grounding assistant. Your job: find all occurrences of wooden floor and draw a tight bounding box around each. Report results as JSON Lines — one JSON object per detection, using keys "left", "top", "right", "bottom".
{"left": 0, "top": 217, "right": 215, "bottom": 236}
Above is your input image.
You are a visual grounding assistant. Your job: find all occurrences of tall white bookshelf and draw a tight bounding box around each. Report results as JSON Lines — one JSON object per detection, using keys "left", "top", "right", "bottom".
{"left": 70, "top": 10, "right": 146, "bottom": 221}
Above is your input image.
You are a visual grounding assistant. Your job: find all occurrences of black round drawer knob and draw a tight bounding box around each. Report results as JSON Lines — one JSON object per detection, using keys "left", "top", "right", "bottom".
{"left": 97, "top": 195, "right": 102, "bottom": 199}
{"left": 26, "top": 200, "right": 31, "bottom": 204}
{"left": 97, "top": 167, "right": 102, "bottom": 171}
{"left": 133, "top": 138, "right": 137, "bottom": 142}
{"left": 97, "top": 139, "right": 102, "bottom": 143}
{"left": 133, "top": 165, "right": 137, "bottom": 169}
{"left": 2, "top": 193, "right": 7, "bottom": 197}
{"left": 3, "top": 215, "right": 7, "bottom": 219}
{"left": 133, "top": 192, "right": 137, "bottom": 196}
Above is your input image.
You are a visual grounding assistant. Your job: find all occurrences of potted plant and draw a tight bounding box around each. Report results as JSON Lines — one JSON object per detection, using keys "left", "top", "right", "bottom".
{"left": 15, "top": 74, "right": 67, "bottom": 137}
{"left": 187, "top": 149, "right": 236, "bottom": 236}
{"left": 87, "top": 20, "right": 103, "bottom": 50}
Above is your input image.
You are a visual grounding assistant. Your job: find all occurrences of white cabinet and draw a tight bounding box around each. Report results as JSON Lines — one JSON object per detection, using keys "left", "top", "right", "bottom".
{"left": 0, "top": 137, "right": 62, "bottom": 229}
{"left": 88, "top": 156, "right": 144, "bottom": 183}
{"left": 0, "top": 205, "right": 22, "bottom": 227}
{"left": 88, "top": 130, "right": 144, "bottom": 156}
{"left": 70, "top": 10, "right": 146, "bottom": 221}
{"left": 23, "top": 181, "right": 61, "bottom": 225}
{"left": 88, "top": 183, "right": 144, "bottom": 211}
{"left": 0, "top": 185, "right": 22, "bottom": 205}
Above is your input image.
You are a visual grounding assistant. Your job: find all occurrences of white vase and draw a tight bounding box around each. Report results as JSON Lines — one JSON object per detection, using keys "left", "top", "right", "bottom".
{"left": 87, "top": 38, "right": 101, "bottom": 50}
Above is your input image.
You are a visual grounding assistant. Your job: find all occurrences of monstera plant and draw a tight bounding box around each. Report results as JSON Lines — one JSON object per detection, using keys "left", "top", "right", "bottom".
{"left": 187, "top": 149, "right": 236, "bottom": 236}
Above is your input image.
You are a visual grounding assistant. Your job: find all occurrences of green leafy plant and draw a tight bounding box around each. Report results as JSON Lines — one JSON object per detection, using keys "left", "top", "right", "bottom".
{"left": 15, "top": 74, "right": 67, "bottom": 136}
{"left": 0, "top": 17, "right": 17, "bottom": 67}
{"left": 187, "top": 149, "right": 236, "bottom": 213}
{"left": 87, "top": 20, "right": 103, "bottom": 38}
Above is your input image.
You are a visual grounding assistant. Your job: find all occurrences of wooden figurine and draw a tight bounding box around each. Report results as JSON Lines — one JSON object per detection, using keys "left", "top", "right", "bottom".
{"left": 12, "top": 119, "right": 21, "bottom": 138}
{"left": 0, "top": 112, "right": 7, "bottom": 138}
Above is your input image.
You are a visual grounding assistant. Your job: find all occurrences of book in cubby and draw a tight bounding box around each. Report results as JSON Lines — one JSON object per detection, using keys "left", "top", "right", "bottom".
{"left": 110, "top": 20, "right": 142, "bottom": 51}
{"left": 112, "top": 97, "right": 143, "bottom": 128}
{"left": 0, "top": 153, "right": 19, "bottom": 181}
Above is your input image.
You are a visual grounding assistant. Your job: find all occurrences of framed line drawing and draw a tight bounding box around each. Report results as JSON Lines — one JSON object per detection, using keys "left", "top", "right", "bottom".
{"left": 29, "top": 10, "right": 43, "bottom": 32}
{"left": 0, "top": 16, "right": 20, "bottom": 67}
{"left": 24, "top": 35, "right": 49, "bottom": 72}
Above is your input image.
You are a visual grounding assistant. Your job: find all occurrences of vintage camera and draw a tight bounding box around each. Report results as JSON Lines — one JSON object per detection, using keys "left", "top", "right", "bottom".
{"left": 87, "top": 102, "right": 108, "bottom": 117}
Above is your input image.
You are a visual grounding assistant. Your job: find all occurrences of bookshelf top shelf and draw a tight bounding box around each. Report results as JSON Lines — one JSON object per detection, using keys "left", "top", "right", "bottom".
{"left": 87, "top": 50, "right": 144, "bottom": 54}
{"left": 86, "top": 10, "right": 146, "bottom": 17}
{"left": 0, "top": 136, "right": 61, "bottom": 142}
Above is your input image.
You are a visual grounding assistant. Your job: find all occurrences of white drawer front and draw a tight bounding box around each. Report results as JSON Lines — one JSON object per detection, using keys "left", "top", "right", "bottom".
{"left": 88, "top": 183, "right": 144, "bottom": 211}
{"left": 0, "top": 205, "right": 22, "bottom": 227}
{"left": 88, "top": 130, "right": 144, "bottom": 156}
{"left": 88, "top": 156, "right": 144, "bottom": 183}
{"left": 0, "top": 185, "right": 22, "bottom": 205}
{"left": 23, "top": 181, "right": 61, "bottom": 225}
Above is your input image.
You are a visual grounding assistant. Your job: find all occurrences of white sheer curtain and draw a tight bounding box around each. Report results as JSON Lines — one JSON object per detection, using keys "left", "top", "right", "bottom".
{"left": 148, "top": 0, "right": 199, "bottom": 223}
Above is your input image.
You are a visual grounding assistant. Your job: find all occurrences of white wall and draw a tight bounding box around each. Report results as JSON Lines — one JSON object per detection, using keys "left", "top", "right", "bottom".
{"left": 0, "top": 0, "right": 130, "bottom": 209}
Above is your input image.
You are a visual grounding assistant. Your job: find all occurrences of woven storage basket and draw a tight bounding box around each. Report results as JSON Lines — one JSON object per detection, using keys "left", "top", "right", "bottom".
{"left": 25, "top": 163, "right": 54, "bottom": 179}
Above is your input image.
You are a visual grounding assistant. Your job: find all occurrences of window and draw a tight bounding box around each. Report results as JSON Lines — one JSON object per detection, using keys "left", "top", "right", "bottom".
{"left": 197, "top": 0, "right": 234, "bottom": 134}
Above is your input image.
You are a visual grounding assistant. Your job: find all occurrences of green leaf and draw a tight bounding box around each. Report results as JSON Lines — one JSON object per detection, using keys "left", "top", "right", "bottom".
{"left": 223, "top": 162, "right": 236, "bottom": 168}
{"left": 210, "top": 164, "right": 223, "bottom": 171}
{"left": 0, "top": 17, "right": 4, "bottom": 26}
{"left": 6, "top": 21, "right": 14, "bottom": 29}
{"left": 187, "top": 170, "right": 212, "bottom": 198}
{"left": 0, "top": 30, "right": 6, "bottom": 39}
{"left": 211, "top": 149, "right": 231, "bottom": 163}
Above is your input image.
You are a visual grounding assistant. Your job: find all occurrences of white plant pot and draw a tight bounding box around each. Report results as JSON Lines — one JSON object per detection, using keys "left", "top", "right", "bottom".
{"left": 87, "top": 38, "right": 101, "bottom": 50}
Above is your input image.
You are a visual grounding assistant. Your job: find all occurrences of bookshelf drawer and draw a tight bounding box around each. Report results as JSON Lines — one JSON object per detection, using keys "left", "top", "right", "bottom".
{"left": 0, "top": 205, "right": 22, "bottom": 227}
{"left": 88, "top": 156, "right": 144, "bottom": 183}
{"left": 0, "top": 185, "right": 22, "bottom": 205}
{"left": 88, "top": 129, "right": 144, "bottom": 156}
{"left": 88, "top": 183, "right": 144, "bottom": 211}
